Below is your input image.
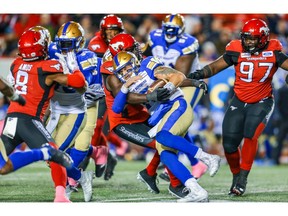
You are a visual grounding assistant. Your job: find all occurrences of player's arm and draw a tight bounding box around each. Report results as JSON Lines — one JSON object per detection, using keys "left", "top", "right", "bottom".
{"left": 154, "top": 66, "right": 186, "bottom": 88}
{"left": 106, "top": 74, "right": 148, "bottom": 104}
{"left": 0, "top": 76, "right": 25, "bottom": 105}
{"left": 174, "top": 53, "right": 196, "bottom": 76}
{"left": 188, "top": 55, "right": 230, "bottom": 80}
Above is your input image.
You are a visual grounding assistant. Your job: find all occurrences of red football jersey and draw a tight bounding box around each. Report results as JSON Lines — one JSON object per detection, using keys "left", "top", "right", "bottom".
{"left": 8, "top": 57, "right": 64, "bottom": 119}
{"left": 104, "top": 82, "right": 149, "bottom": 130}
{"left": 87, "top": 32, "right": 108, "bottom": 57}
{"left": 225, "top": 39, "right": 282, "bottom": 103}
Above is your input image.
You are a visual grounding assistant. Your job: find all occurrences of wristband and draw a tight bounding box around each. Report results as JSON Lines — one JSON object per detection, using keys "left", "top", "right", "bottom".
{"left": 120, "top": 85, "right": 129, "bottom": 94}
{"left": 163, "top": 82, "right": 176, "bottom": 92}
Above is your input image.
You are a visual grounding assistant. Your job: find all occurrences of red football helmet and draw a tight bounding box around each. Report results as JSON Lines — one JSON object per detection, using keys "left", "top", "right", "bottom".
{"left": 18, "top": 30, "right": 48, "bottom": 61}
{"left": 100, "top": 14, "right": 124, "bottom": 41}
{"left": 108, "top": 33, "right": 142, "bottom": 60}
{"left": 240, "top": 18, "right": 270, "bottom": 53}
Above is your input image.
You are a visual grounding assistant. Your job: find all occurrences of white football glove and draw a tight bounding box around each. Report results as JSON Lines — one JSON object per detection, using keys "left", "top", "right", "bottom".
{"left": 66, "top": 51, "right": 79, "bottom": 72}
{"left": 55, "top": 53, "right": 70, "bottom": 74}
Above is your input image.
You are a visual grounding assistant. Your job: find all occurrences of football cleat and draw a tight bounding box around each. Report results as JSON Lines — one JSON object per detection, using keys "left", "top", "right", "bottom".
{"left": 137, "top": 169, "right": 160, "bottom": 194}
{"left": 228, "top": 173, "right": 240, "bottom": 196}
{"left": 232, "top": 175, "right": 248, "bottom": 196}
{"left": 191, "top": 160, "right": 208, "bottom": 179}
{"left": 159, "top": 171, "right": 170, "bottom": 182}
{"left": 78, "top": 171, "right": 94, "bottom": 202}
{"left": 177, "top": 178, "right": 208, "bottom": 202}
{"left": 43, "top": 144, "right": 73, "bottom": 169}
{"left": 198, "top": 151, "right": 221, "bottom": 177}
{"left": 104, "top": 152, "right": 117, "bottom": 181}
{"left": 168, "top": 183, "right": 189, "bottom": 198}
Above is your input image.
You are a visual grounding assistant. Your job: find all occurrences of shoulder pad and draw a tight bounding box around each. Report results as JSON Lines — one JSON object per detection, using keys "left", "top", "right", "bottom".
{"left": 77, "top": 50, "right": 98, "bottom": 74}
{"left": 100, "top": 60, "right": 114, "bottom": 75}
{"left": 268, "top": 39, "right": 283, "bottom": 51}
{"left": 179, "top": 34, "right": 199, "bottom": 54}
{"left": 42, "top": 59, "right": 64, "bottom": 73}
{"left": 225, "top": 40, "right": 242, "bottom": 52}
{"left": 88, "top": 35, "right": 108, "bottom": 54}
{"left": 141, "top": 56, "right": 164, "bottom": 70}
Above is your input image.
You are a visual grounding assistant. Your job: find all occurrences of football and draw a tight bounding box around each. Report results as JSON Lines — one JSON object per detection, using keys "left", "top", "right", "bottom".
{"left": 147, "top": 79, "right": 168, "bottom": 94}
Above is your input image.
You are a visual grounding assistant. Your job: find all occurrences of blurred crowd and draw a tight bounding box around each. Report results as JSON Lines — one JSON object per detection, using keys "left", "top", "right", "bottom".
{"left": 1, "top": 14, "right": 288, "bottom": 58}
{"left": 1, "top": 13, "right": 288, "bottom": 165}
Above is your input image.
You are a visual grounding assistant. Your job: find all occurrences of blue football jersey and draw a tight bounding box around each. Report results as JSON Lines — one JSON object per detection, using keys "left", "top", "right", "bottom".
{"left": 148, "top": 29, "right": 200, "bottom": 72}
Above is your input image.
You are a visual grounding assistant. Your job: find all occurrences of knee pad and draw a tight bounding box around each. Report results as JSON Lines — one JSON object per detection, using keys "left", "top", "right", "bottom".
{"left": 222, "top": 135, "right": 242, "bottom": 154}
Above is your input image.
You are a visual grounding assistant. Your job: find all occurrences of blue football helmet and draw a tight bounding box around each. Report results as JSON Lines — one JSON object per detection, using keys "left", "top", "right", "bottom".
{"left": 162, "top": 14, "right": 185, "bottom": 43}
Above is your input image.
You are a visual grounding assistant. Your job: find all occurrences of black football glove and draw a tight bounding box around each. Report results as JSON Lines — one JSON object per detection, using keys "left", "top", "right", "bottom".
{"left": 11, "top": 94, "right": 26, "bottom": 106}
{"left": 197, "top": 81, "right": 208, "bottom": 95}
{"left": 187, "top": 69, "right": 204, "bottom": 80}
{"left": 146, "top": 87, "right": 171, "bottom": 102}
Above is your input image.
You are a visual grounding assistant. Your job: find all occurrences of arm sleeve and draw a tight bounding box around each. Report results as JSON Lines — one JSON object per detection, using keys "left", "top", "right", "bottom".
{"left": 275, "top": 50, "right": 288, "bottom": 66}
{"left": 112, "top": 88, "right": 128, "bottom": 114}
{"left": 67, "top": 70, "right": 86, "bottom": 88}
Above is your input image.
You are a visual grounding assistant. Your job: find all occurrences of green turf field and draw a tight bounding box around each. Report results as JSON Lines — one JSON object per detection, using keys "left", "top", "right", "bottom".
{"left": 0, "top": 159, "right": 288, "bottom": 203}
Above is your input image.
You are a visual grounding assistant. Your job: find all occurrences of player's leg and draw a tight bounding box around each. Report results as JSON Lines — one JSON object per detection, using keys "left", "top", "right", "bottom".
{"left": 113, "top": 123, "right": 161, "bottom": 193}
{"left": 47, "top": 113, "right": 87, "bottom": 202}
{"left": 233, "top": 98, "right": 274, "bottom": 196}
{"left": 156, "top": 99, "right": 221, "bottom": 177}
{"left": 69, "top": 107, "right": 96, "bottom": 202}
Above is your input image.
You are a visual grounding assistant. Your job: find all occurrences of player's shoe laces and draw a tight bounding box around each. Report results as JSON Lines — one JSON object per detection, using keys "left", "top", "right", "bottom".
{"left": 177, "top": 178, "right": 208, "bottom": 202}
{"left": 104, "top": 153, "right": 117, "bottom": 181}
{"left": 232, "top": 175, "right": 247, "bottom": 196}
{"left": 159, "top": 170, "right": 170, "bottom": 182}
{"left": 228, "top": 173, "right": 240, "bottom": 196}
{"left": 137, "top": 169, "right": 160, "bottom": 194}
{"left": 78, "top": 171, "right": 94, "bottom": 202}
{"left": 168, "top": 183, "right": 189, "bottom": 198}
{"left": 42, "top": 144, "right": 73, "bottom": 169}
{"left": 198, "top": 151, "right": 221, "bottom": 177}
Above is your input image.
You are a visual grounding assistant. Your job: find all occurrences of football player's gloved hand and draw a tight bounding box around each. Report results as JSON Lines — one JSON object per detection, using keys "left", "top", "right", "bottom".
{"left": 197, "top": 80, "right": 208, "bottom": 95}
{"left": 187, "top": 69, "right": 204, "bottom": 80}
{"left": 55, "top": 53, "right": 70, "bottom": 74}
{"left": 66, "top": 51, "right": 79, "bottom": 72}
{"left": 9, "top": 93, "right": 26, "bottom": 106}
{"left": 146, "top": 87, "right": 171, "bottom": 102}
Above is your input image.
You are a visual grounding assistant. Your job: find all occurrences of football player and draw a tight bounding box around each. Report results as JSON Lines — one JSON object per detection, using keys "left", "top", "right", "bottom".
{"left": 188, "top": 18, "right": 288, "bottom": 196}
{"left": 143, "top": 14, "right": 208, "bottom": 180}
{"left": 1, "top": 29, "right": 86, "bottom": 200}
{"left": 46, "top": 21, "right": 98, "bottom": 202}
{"left": 111, "top": 51, "right": 221, "bottom": 202}
{"left": 87, "top": 14, "right": 125, "bottom": 181}
{"left": 0, "top": 76, "right": 73, "bottom": 175}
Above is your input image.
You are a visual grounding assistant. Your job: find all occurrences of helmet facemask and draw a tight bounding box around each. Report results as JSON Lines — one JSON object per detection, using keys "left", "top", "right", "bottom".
{"left": 162, "top": 24, "right": 182, "bottom": 43}
{"left": 113, "top": 52, "right": 140, "bottom": 83}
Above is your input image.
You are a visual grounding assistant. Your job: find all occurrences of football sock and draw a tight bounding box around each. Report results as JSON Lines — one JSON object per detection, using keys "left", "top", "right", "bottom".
{"left": 160, "top": 150, "right": 192, "bottom": 184}
{"left": 9, "top": 149, "right": 44, "bottom": 171}
{"left": 156, "top": 130, "right": 199, "bottom": 157}
{"left": 50, "top": 162, "right": 67, "bottom": 187}
{"left": 146, "top": 151, "right": 160, "bottom": 176}
{"left": 225, "top": 148, "right": 241, "bottom": 174}
{"left": 241, "top": 138, "right": 258, "bottom": 171}
{"left": 69, "top": 148, "right": 88, "bottom": 167}
{"left": 184, "top": 152, "right": 199, "bottom": 166}
{"left": 166, "top": 167, "right": 182, "bottom": 187}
